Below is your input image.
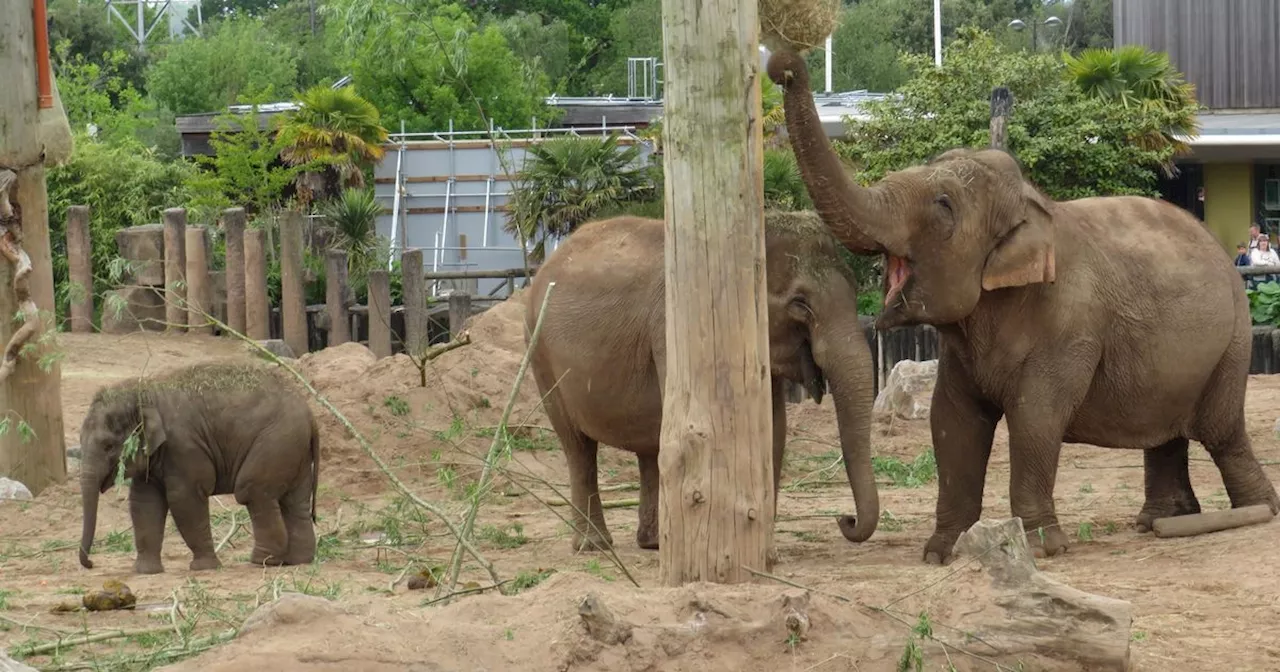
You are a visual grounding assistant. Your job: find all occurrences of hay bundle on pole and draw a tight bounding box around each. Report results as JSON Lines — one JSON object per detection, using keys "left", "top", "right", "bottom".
{"left": 758, "top": 0, "right": 842, "bottom": 55}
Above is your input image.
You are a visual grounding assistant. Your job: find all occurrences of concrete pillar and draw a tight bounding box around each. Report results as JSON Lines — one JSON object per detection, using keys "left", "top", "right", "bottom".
{"left": 65, "top": 205, "right": 93, "bottom": 332}
{"left": 401, "top": 250, "right": 426, "bottom": 356}
{"left": 324, "top": 249, "right": 350, "bottom": 347}
{"left": 279, "top": 211, "right": 308, "bottom": 356}
{"left": 243, "top": 228, "right": 270, "bottom": 340}
{"left": 162, "top": 207, "right": 186, "bottom": 332}
{"left": 184, "top": 225, "right": 213, "bottom": 334}
{"left": 222, "top": 207, "right": 247, "bottom": 336}
{"left": 367, "top": 269, "right": 392, "bottom": 359}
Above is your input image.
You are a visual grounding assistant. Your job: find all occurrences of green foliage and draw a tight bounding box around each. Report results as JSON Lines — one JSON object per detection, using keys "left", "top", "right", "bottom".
{"left": 319, "top": 187, "right": 388, "bottom": 295}
{"left": 484, "top": 11, "right": 600, "bottom": 96}
{"left": 52, "top": 40, "right": 179, "bottom": 157}
{"left": 587, "top": 0, "right": 662, "bottom": 96}
{"left": 762, "top": 148, "right": 813, "bottom": 211}
{"left": 186, "top": 104, "right": 313, "bottom": 218}
{"left": 837, "top": 29, "right": 1192, "bottom": 201}
{"left": 324, "top": 0, "right": 555, "bottom": 132}
{"left": 275, "top": 85, "right": 390, "bottom": 203}
{"left": 1247, "top": 281, "right": 1280, "bottom": 326}
{"left": 145, "top": 15, "right": 301, "bottom": 114}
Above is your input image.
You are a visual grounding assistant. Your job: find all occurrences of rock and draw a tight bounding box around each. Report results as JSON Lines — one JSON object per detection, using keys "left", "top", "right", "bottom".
{"left": 0, "top": 650, "right": 37, "bottom": 672}
{"left": 0, "top": 477, "right": 32, "bottom": 501}
{"left": 872, "top": 358, "right": 937, "bottom": 420}
{"left": 254, "top": 339, "right": 297, "bottom": 360}
{"left": 114, "top": 224, "right": 166, "bottom": 286}
{"left": 101, "top": 285, "right": 167, "bottom": 334}
{"left": 238, "top": 593, "right": 341, "bottom": 637}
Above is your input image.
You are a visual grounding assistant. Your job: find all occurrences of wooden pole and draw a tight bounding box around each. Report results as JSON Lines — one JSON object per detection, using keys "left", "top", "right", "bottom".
{"left": 161, "top": 207, "right": 186, "bottom": 332}
{"left": 448, "top": 291, "right": 471, "bottom": 340}
{"left": 366, "top": 269, "right": 392, "bottom": 359}
{"left": 657, "top": 0, "right": 772, "bottom": 585}
{"left": 243, "top": 228, "right": 270, "bottom": 340}
{"left": 66, "top": 204, "right": 93, "bottom": 332}
{"left": 401, "top": 249, "right": 427, "bottom": 357}
{"left": 222, "top": 207, "right": 246, "bottom": 336}
{"left": 324, "top": 249, "right": 350, "bottom": 347}
{"left": 990, "top": 86, "right": 1013, "bottom": 150}
{"left": 0, "top": 0, "right": 67, "bottom": 495}
{"left": 184, "top": 226, "right": 212, "bottom": 335}
{"left": 279, "top": 211, "right": 308, "bottom": 356}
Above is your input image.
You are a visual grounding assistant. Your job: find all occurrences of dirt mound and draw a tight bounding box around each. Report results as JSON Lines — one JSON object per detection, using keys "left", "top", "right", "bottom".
{"left": 155, "top": 572, "right": 905, "bottom": 672}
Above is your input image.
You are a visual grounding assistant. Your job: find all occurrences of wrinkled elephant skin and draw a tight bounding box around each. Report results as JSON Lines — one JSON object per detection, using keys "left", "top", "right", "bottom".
{"left": 767, "top": 48, "right": 1280, "bottom": 564}
{"left": 524, "top": 211, "right": 880, "bottom": 555}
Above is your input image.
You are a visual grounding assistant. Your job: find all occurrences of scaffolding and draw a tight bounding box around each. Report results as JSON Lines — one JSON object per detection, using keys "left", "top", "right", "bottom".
{"left": 104, "top": 0, "right": 201, "bottom": 49}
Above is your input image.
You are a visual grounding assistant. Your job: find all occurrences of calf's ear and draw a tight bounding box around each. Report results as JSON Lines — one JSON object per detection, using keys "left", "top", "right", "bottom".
{"left": 140, "top": 406, "right": 167, "bottom": 456}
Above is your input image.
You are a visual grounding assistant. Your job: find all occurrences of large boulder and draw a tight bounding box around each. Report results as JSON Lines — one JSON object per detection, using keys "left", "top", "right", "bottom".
{"left": 872, "top": 358, "right": 937, "bottom": 421}
{"left": 0, "top": 477, "right": 32, "bottom": 501}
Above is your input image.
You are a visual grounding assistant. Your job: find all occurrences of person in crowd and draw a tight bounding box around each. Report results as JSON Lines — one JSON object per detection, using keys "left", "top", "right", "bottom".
{"left": 1236, "top": 242, "right": 1253, "bottom": 267}
{"left": 1250, "top": 235, "right": 1280, "bottom": 287}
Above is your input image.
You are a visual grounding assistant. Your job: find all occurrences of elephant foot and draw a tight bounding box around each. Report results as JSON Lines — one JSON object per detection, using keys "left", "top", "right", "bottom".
{"left": 133, "top": 557, "right": 164, "bottom": 575}
{"left": 636, "top": 529, "right": 659, "bottom": 550}
{"left": 572, "top": 529, "right": 614, "bottom": 553}
{"left": 1135, "top": 496, "right": 1202, "bottom": 533}
{"left": 1025, "top": 523, "right": 1070, "bottom": 559}
{"left": 922, "top": 531, "right": 961, "bottom": 566}
{"left": 189, "top": 554, "right": 222, "bottom": 571}
{"left": 249, "top": 548, "right": 288, "bottom": 566}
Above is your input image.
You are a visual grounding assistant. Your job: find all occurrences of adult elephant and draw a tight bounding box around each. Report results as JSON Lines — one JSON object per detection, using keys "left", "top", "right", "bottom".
{"left": 766, "top": 48, "right": 1280, "bottom": 564}
{"left": 525, "top": 210, "right": 879, "bottom": 553}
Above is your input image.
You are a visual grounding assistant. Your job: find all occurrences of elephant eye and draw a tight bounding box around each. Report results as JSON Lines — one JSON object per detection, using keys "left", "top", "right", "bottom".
{"left": 787, "top": 296, "right": 812, "bottom": 321}
{"left": 935, "top": 194, "right": 953, "bottom": 213}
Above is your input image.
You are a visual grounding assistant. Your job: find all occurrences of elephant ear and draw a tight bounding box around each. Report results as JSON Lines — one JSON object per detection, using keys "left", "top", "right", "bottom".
{"left": 139, "top": 406, "right": 167, "bottom": 456}
{"left": 981, "top": 184, "right": 1057, "bottom": 291}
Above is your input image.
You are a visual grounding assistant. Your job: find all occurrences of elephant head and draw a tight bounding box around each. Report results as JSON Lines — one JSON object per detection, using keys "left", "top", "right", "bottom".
{"left": 766, "top": 50, "right": 1057, "bottom": 331}
{"left": 764, "top": 211, "right": 879, "bottom": 542}
{"left": 77, "top": 385, "right": 167, "bottom": 569}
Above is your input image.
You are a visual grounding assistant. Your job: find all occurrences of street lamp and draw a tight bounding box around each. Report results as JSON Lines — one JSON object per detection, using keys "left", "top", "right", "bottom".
{"left": 1008, "top": 15, "right": 1062, "bottom": 51}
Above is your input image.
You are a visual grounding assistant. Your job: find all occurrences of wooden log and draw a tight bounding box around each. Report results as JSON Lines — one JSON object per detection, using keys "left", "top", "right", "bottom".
{"left": 401, "top": 249, "right": 427, "bottom": 357}
{"left": 447, "top": 291, "right": 471, "bottom": 340}
{"left": 0, "top": 0, "right": 68, "bottom": 495}
{"left": 658, "top": 0, "right": 773, "bottom": 585}
{"left": 162, "top": 207, "right": 187, "bottom": 332}
{"left": 989, "top": 86, "right": 1013, "bottom": 150}
{"left": 279, "top": 211, "right": 308, "bottom": 356}
{"left": 945, "top": 518, "right": 1133, "bottom": 671}
{"left": 1151, "top": 504, "right": 1276, "bottom": 539}
{"left": 324, "top": 249, "right": 350, "bottom": 347}
{"left": 65, "top": 204, "right": 93, "bottom": 332}
{"left": 222, "top": 207, "right": 246, "bottom": 336}
{"left": 184, "top": 226, "right": 213, "bottom": 334}
{"left": 366, "top": 269, "right": 392, "bottom": 359}
{"left": 243, "top": 228, "right": 270, "bottom": 340}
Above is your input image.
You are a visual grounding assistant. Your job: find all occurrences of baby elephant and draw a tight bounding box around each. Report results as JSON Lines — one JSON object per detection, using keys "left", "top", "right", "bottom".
{"left": 78, "top": 361, "right": 320, "bottom": 574}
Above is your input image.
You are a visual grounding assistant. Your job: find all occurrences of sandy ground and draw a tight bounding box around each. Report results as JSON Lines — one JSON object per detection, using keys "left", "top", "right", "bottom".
{"left": 3, "top": 290, "right": 1280, "bottom": 671}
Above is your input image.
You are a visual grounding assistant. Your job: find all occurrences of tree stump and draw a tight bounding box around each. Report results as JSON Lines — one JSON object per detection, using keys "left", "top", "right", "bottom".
{"left": 162, "top": 207, "right": 187, "bottom": 332}
{"left": 65, "top": 205, "right": 93, "bottom": 332}
{"left": 279, "top": 211, "right": 308, "bottom": 356}
{"left": 243, "top": 228, "right": 270, "bottom": 340}
{"left": 184, "top": 226, "right": 212, "bottom": 334}
{"left": 222, "top": 207, "right": 247, "bottom": 336}
{"left": 324, "top": 249, "right": 350, "bottom": 347}
{"left": 945, "top": 518, "right": 1133, "bottom": 671}
{"left": 366, "top": 269, "right": 392, "bottom": 359}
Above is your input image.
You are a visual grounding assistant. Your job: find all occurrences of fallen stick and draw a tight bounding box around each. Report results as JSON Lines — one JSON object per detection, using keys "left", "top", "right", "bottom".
{"left": 546, "top": 497, "right": 638, "bottom": 509}
{"left": 1151, "top": 504, "right": 1276, "bottom": 538}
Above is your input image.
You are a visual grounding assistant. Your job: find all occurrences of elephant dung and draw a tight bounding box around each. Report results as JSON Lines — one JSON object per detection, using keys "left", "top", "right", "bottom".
{"left": 114, "top": 224, "right": 166, "bottom": 287}
{"left": 936, "top": 517, "right": 1135, "bottom": 671}
{"left": 0, "top": 477, "right": 32, "bottom": 501}
{"left": 872, "top": 358, "right": 937, "bottom": 421}
{"left": 101, "top": 286, "right": 167, "bottom": 334}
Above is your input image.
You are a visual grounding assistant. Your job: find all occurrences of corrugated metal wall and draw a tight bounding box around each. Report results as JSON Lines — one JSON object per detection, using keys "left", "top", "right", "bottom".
{"left": 1113, "top": 0, "right": 1280, "bottom": 110}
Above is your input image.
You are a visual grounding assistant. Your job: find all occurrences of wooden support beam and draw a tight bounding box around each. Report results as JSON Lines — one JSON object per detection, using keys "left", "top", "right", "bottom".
{"left": 66, "top": 204, "right": 93, "bottom": 332}
{"left": 324, "top": 249, "right": 350, "bottom": 347}
{"left": 401, "top": 249, "right": 427, "bottom": 357}
{"left": 243, "top": 228, "right": 270, "bottom": 340}
{"left": 184, "top": 226, "right": 212, "bottom": 335}
{"left": 162, "top": 207, "right": 187, "bottom": 332}
{"left": 989, "top": 86, "right": 1013, "bottom": 150}
{"left": 279, "top": 211, "right": 308, "bottom": 356}
{"left": 366, "top": 269, "right": 392, "bottom": 359}
{"left": 222, "top": 207, "right": 247, "bottom": 336}
{"left": 447, "top": 291, "right": 471, "bottom": 340}
{"left": 657, "top": 0, "right": 772, "bottom": 585}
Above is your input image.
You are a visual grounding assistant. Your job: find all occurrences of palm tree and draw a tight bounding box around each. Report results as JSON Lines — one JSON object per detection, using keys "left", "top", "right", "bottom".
{"left": 319, "top": 186, "right": 384, "bottom": 282}
{"left": 1062, "top": 45, "right": 1201, "bottom": 176}
{"left": 275, "top": 85, "right": 390, "bottom": 205}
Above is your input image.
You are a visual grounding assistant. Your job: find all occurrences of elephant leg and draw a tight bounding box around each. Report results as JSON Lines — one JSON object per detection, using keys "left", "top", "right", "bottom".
{"left": 280, "top": 479, "right": 317, "bottom": 565}
{"left": 636, "top": 453, "right": 659, "bottom": 549}
{"left": 129, "top": 479, "right": 169, "bottom": 575}
{"left": 165, "top": 483, "right": 220, "bottom": 571}
{"left": 245, "top": 498, "right": 289, "bottom": 566}
{"left": 541, "top": 388, "right": 610, "bottom": 552}
{"left": 1195, "top": 359, "right": 1280, "bottom": 515}
{"left": 1136, "top": 438, "right": 1201, "bottom": 532}
{"left": 923, "top": 362, "right": 1001, "bottom": 565}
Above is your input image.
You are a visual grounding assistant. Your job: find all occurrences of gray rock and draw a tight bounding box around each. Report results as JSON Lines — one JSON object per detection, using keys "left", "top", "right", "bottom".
{"left": 0, "top": 650, "right": 37, "bottom": 672}
{"left": 238, "top": 592, "right": 339, "bottom": 637}
{"left": 251, "top": 339, "right": 296, "bottom": 360}
{"left": 873, "top": 358, "right": 938, "bottom": 421}
{"left": 0, "top": 477, "right": 32, "bottom": 501}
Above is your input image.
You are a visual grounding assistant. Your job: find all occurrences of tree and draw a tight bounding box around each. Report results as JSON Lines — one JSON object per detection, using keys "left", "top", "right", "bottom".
{"left": 485, "top": 11, "right": 599, "bottom": 96}
{"left": 144, "top": 15, "right": 300, "bottom": 114}
{"left": 588, "top": 0, "right": 662, "bottom": 96}
{"left": 838, "top": 29, "right": 1195, "bottom": 201}
{"left": 275, "top": 84, "right": 390, "bottom": 205}
{"left": 657, "top": 0, "right": 772, "bottom": 585}
{"left": 324, "top": 0, "right": 554, "bottom": 132}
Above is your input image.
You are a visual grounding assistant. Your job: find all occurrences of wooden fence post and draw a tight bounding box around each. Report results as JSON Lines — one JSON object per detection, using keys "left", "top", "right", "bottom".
{"left": 185, "top": 225, "right": 212, "bottom": 334}
{"left": 401, "top": 249, "right": 427, "bottom": 356}
{"left": 222, "top": 207, "right": 246, "bottom": 336}
{"left": 324, "top": 249, "right": 350, "bottom": 347}
{"left": 367, "top": 268, "right": 392, "bottom": 359}
{"left": 279, "top": 211, "right": 308, "bottom": 356}
{"left": 162, "top": 207, "right": 187, "bottom": 332}
{"left": 243, "top": 227, "right": 270, "bottom": 340}
{"left": 448, "top": 291, "right": 471, "bottom": 340}
{"left": 66, "top": 204, "right": 93, "bottom": 332}
{"left": 990, "top": 86, "right": 1013, "bottom": 150}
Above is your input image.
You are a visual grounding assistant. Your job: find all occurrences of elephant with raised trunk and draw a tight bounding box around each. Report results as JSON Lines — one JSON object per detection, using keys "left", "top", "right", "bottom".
{"left": 525, "top": 210, "right": 879, "bottom": 553}
{"left": 78, "top": 362, "right": 321, "bottom": 574}
{"left": 766, "top": 48, "right": 1280, "bottom": 564}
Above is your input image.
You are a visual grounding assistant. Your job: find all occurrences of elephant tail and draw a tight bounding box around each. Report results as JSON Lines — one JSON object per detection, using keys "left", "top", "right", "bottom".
{"left": 309, "top": 411, "right": 320, "bottom": 523}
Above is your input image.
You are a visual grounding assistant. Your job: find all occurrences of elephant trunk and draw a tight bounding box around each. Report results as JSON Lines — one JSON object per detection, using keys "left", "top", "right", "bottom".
{"left": 79, "top": 462, "right": 103, "bottom": 569}
{"left": 812, "top": 309, "right": 880, "bottom": 543}
{"left": 765, "top": 49, "right": 909, "bottom": 257}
